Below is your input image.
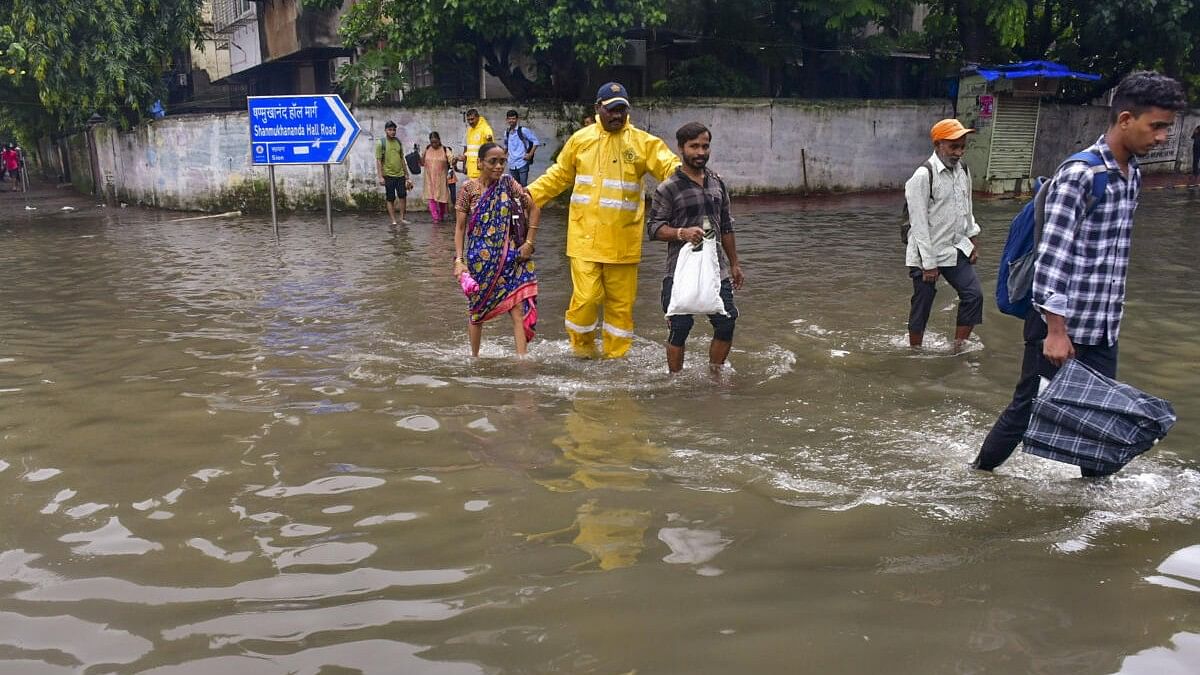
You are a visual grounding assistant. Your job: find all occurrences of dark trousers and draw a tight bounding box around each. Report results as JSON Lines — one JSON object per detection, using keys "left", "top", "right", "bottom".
{"left": 908, "top": 251, "right": 983, "bottom": 333}
{"left": 510, "top": 166, "right": 530, "bottom": 186}
{"left": 974, "top": 310, "right": 1119, "bottom": 476}
{"left": 660, "top": 277, "right": 739, "bottom": 347}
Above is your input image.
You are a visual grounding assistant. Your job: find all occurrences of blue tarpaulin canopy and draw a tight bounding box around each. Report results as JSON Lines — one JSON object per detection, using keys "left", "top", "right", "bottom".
{"left": 972, "top": 60, "right": 1101, "bottom": 82}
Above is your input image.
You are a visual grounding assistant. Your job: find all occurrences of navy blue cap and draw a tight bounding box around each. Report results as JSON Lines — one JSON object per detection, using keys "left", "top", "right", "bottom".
{"left": 596, "top": 82, "right": 631, "bottom": 110}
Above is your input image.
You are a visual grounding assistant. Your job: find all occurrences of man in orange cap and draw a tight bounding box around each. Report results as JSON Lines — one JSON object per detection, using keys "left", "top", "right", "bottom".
{"left": 903, "top": 118, "right": 982, "bottom": 350}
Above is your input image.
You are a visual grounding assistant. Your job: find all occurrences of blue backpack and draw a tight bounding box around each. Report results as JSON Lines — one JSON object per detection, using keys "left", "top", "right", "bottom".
{"left": 995, "top": 151, "right": 1111, "bottom": 317}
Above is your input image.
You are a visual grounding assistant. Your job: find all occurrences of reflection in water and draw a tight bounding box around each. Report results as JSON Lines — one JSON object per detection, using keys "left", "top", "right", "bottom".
{"left": 541, "top": 397, "right": 665, "bottom": 493}
{"left": 526, "top": 396, "right": 663, "bottom": 570}
{"left": 527, "top": 500, "right": 653, "bottom": 572}
{"left": 1115, "top": 632, "right": 1200, "bottom": 675}
{"left": 0, "top": 193, "right": 1198, "bottom": 672}
{"left": 1145, "top": 543, "right": 1200, "bottom": 592}
{"left": 0, "top": 610, "right": 153, "bottom": 668}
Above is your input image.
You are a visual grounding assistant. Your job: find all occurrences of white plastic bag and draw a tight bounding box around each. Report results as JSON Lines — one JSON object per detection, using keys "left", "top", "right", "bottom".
{"left": 666, "top": 240, "right": 727, "bottom": 316}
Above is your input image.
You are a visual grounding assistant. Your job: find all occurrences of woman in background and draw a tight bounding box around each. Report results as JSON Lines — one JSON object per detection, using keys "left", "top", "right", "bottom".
{"left": 421, "top": 132, "right": 452, "bottom": 222}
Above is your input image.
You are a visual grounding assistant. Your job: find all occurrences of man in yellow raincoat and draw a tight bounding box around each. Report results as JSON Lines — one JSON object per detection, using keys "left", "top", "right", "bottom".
{"left": 460, "top": 108, "right": 494, "bottom": 180}
{"left": 527, "top": 83, "right": 680, "bottom": 358}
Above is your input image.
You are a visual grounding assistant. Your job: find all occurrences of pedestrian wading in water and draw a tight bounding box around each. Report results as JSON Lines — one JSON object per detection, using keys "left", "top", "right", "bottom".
{"left": 525, "top": 82, "right": 680, "bottom": 359}
{"left": 453, "top": 142, "right": 542, "bottom": 357}
{"left": 647, "top": 121, "right": 745, "bottom": 374}
{"left": 903, "top": 118, "right": 983, "bottom": 351}
{"left": 974, "top": 70, "right": 1187, "bottom": 477}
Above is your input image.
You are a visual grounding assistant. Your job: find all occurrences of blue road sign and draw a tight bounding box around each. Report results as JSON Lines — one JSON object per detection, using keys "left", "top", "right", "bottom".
{"left": 248, "top": 95, "right": 361, "bottom": 165}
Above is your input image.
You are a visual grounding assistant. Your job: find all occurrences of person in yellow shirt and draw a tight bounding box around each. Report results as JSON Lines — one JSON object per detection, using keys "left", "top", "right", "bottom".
{"left": 527, "top": 83, "right": 680, "bottom": 358}
{"left": 460, "top": 108, "right": 494, "bottom": 181}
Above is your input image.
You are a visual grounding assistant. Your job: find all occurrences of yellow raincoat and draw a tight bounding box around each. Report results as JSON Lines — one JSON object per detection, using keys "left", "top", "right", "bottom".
{"left": 464, "top": 116, "right": 495, "bottom": 180}
{"left": 528, "top": 120, "right": 679, "bottom": 357}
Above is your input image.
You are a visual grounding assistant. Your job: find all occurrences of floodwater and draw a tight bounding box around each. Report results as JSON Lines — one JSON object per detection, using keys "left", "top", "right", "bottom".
{"left": 1, "top": 186, "right": 1199, "bottom": 674}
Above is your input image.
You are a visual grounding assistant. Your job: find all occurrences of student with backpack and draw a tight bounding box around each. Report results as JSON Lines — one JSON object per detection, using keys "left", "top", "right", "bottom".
{"left": 903, "top": 118, "right": 983, "bottom": 350}
{"left": 504, "top": 109, "right": 540, "bottom": 186}
{"left": 376, "top": 121, "right": 414, "bottom": 225}
{"left": 974, "top": 71, "right": 1187, "bottom": 476}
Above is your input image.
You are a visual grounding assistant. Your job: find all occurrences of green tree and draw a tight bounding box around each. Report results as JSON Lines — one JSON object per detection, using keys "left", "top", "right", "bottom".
{"left": 661, "top": 1, "right": 924, "bottom": 96}
{"left": 0, "top": 0, "right": 202, "bottom": 135}
{"left": 307, "top": 0, "right": 667, "bottom": 101}
{"left": 925, "top": 0, "right": 1200, "bottom": 100}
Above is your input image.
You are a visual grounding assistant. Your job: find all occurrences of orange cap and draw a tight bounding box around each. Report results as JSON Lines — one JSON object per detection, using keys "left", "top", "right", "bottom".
{"left": 931, "top": 119, "right": 975, "bottom": 142}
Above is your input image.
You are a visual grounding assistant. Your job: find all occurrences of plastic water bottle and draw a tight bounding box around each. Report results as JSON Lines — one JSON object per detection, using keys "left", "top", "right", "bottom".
{"left": 693, "top": 215, "right": 713, "bottom": 252}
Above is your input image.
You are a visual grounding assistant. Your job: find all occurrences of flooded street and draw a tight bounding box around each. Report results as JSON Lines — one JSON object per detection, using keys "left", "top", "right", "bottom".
{"left": 2, "top": 186, "right": 1199, "bottom": 674}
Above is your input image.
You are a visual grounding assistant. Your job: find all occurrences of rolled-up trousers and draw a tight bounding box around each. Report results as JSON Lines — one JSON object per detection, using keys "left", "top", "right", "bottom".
{"left": 566, "top": 258, "right": 638, "bottom": 358}
{"left": 908, "top": 251, "right": 983, "bottom": 333}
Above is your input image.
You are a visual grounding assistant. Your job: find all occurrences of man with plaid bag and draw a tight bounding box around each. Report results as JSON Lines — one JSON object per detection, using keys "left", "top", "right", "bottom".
{"left": 973, "top": 71, "right": 1186, "bottom": 476}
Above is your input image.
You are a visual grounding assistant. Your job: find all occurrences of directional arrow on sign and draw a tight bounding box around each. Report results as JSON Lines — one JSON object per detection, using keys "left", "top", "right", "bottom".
{"left": 248, "top": 94, "right": 362, "bottom": 165}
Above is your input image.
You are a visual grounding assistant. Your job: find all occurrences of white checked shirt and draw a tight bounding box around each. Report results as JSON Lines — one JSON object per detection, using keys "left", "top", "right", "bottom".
{"left": 1033, "top": 137, "right": 1139, "bottom": 346}
{"left": 904, "top": 153, "right": 980, "bottom": 269}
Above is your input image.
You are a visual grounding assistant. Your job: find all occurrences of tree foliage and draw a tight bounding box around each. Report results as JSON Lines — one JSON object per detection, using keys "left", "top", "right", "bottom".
{"left": 0, "top": 0, "right": 203, "bottom": 136}
{"left": 925, "top": 0, "right": 1200, "bottom": 100}
{"left": 307, "top": 0, "right": 668, "bottom": 101}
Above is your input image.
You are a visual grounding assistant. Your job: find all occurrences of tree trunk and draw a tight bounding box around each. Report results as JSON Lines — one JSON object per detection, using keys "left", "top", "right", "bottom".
{"left": 477, "top": 38, "right": 539, "bottom": 101}
{"left": 955, "top": 0, "right": 987, "bottom": 61}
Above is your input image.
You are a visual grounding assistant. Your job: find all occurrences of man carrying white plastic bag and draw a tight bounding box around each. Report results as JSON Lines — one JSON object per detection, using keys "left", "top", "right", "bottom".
{"left": 648, "top": 122, "right": 745, "bottom": 373}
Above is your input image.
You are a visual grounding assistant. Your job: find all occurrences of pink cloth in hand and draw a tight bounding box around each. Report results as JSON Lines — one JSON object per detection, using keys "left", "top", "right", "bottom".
{"left": 459, "top": 272, "right": 479, "bottom": 295}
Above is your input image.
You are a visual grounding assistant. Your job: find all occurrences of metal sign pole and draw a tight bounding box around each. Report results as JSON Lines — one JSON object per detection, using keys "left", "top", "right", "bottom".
{"left": 268, "top": 164, "right": 278, "bottom": 237}
{"left": 324, "top": 164, "right": 333, "bottom": 235}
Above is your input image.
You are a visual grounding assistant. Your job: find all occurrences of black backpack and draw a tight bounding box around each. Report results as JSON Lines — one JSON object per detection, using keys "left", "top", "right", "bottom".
{"left": 405, "top": 143, "right": 422, "bottom": 175}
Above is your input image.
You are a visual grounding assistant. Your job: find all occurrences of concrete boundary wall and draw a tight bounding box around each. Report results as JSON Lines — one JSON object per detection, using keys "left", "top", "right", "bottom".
{"left": 76, "top": 99, "right": 951, "bottom": 212}
{"left": 1035, "top": 105, "right": 1200, "bottom": 177}
{"left": 61, "top": 100, "right": 1196, "bottom": 213}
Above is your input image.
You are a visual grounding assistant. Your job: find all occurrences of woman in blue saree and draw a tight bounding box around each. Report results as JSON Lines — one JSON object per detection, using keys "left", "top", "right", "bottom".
{"left": 453, "top": 142, "right": 542, "bottom": 356}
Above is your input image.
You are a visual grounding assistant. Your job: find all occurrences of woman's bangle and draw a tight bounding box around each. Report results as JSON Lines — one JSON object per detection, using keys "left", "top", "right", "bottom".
{"left": 454, "top": 256, "right": 464, "bottom": 264}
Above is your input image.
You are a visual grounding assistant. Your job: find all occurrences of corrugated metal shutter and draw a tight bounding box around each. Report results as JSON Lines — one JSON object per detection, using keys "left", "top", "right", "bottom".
{"left": 987, "top": 96, "right": 1040, "bottom": 179}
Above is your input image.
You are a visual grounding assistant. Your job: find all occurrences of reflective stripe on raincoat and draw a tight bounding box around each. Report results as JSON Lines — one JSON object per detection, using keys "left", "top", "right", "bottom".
{"left": 465, "top": 117, "right": 495, "bottom": 180}
{"left": 528, "top": 120, "right": 679, "bottom": 264}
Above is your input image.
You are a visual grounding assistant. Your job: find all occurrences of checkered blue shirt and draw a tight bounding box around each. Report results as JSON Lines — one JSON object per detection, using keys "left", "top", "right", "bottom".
{"left": 1033, "top": 137, "right": 1139, "bottom": 346}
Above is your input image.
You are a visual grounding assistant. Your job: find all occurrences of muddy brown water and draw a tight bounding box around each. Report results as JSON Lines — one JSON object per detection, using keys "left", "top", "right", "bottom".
{"left": 1, "top": 187, "right": 1198, "bottom": 673}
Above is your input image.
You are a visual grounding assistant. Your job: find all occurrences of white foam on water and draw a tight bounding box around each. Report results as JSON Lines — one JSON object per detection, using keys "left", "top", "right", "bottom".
{"left": 396, "top": 375, "right": 450, "bottom": 388}
{"left": 1017, "top": 468, "right": 1200, "bottom": 553}
{"left": 663, "top": 401, "right": 1200, "bottom": 552}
